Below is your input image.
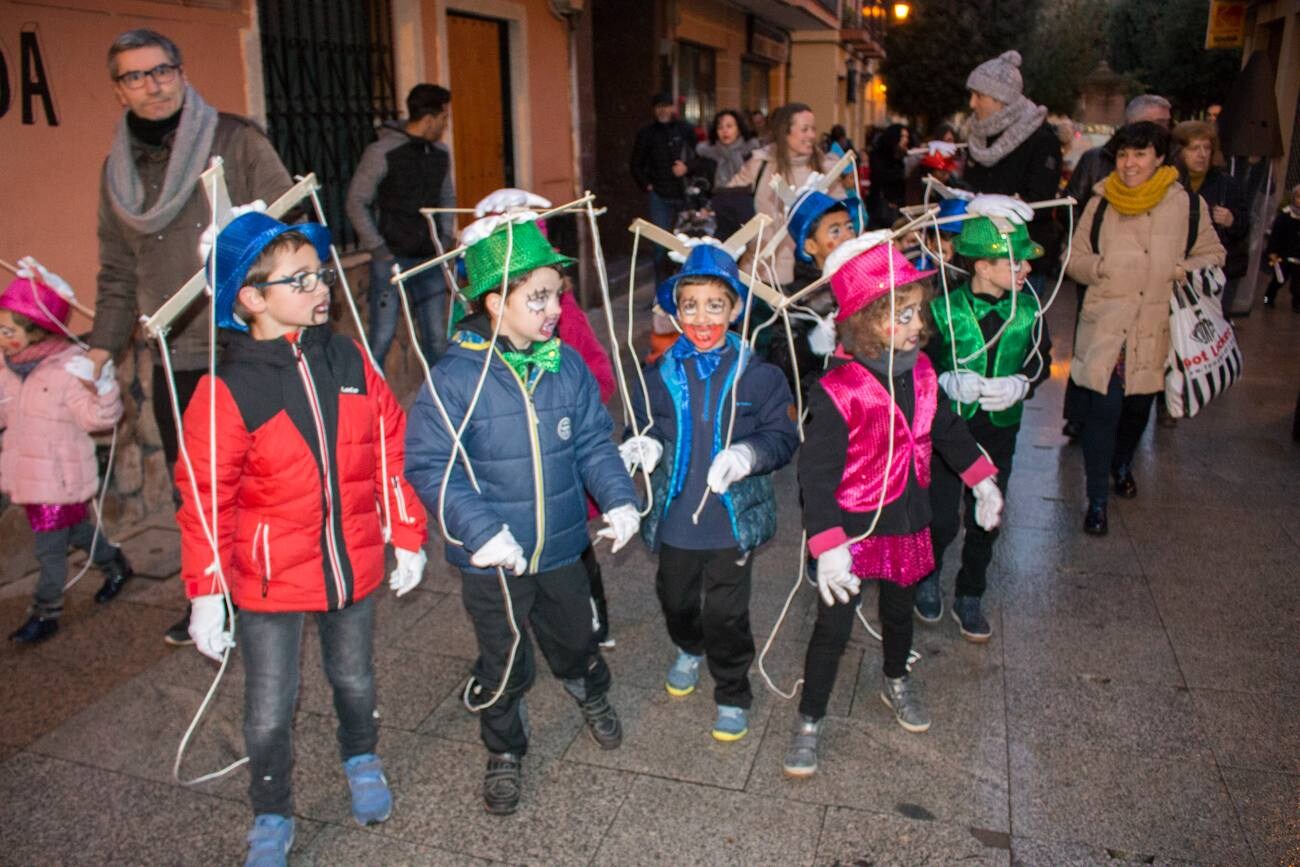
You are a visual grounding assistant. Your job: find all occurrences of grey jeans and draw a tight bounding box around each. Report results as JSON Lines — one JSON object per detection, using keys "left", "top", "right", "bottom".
{"left": 239, "top": 592, "right": 378, "bottom": 817}
{"left": 32, "top": 519, "right": 117, "bottom": 618}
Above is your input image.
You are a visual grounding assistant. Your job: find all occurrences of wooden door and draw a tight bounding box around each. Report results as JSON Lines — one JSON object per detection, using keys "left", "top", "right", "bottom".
{"left": 447, "top": 13, "right": 513, "bottom": 226}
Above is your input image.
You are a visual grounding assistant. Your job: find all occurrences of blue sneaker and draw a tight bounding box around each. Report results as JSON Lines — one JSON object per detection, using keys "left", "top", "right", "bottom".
{"left": 712, "top": 704, "right": 749, "bottom": 742}
{"left": 665, "top": 649, "right": 704, "bottom": 697}
{"left": 244, "top": 814, "right": 294, "bottom": 867}
{"left": 913, "top": 573, "right": 942, "bottom": 623}
{"left": 343, "top": 753, "right": 392, "bottom": 825}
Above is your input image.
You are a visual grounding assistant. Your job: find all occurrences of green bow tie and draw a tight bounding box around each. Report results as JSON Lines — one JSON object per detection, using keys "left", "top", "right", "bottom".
{"left": 501, "top": 337, "right": 562, "bottom": 378}
{"left": 970, "top": 292, "right": 1017, "bottom": 321}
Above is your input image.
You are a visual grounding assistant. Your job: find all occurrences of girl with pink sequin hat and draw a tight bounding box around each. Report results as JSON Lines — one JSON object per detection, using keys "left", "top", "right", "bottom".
{"left": 780, "top": 233, "right": 1004, "bottom": 777}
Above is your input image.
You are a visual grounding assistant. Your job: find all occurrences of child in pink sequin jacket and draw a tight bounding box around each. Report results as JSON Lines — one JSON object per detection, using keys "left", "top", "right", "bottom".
{"left": 783, "top": 238, "right": 1001, "bottom": 774}
{"left": 0, "top": 270, "right": 130, "bottom": 644}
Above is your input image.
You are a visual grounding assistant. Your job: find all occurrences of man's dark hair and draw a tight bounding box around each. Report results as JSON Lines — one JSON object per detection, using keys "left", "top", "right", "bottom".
{"left": 1106, "top": 121, "right": 1171, "bottom": 160}
{"left": 652, "top": 92, "right": 674, "bottom": 109}
{"left": 107, "top": 29, "right": 182, "bottom": 77}
{"left": 407, "top": 84, "right": 451, "bottom": 121}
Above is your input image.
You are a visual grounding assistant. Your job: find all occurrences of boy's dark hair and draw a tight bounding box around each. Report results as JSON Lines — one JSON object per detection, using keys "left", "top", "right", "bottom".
{"left": 837, "top": 282, "right": 933, "bottom": 360}
{"left": 407, "top": 84, "right": 451, "bottom": 121}
{"left": 1106, "top": 121, "right": 1171, "bottom": 160}
{"left": 805, "top": 202, "right": 851, "bottom": 243}
{"left": 233, "top": 230, "right": 316, "bottom": 323}
{"left": 107, "top": 29, "right": 181, "bottom": 77}
{"left": 5, "top": 309, "right": 52, "bottom": 341}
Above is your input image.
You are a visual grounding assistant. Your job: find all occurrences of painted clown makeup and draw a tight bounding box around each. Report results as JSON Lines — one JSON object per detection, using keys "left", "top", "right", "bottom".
{"left": 675, "top": 281, "right": 737, "bottom": 351}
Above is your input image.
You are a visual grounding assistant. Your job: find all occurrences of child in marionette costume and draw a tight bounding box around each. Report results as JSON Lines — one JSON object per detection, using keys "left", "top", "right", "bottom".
{"left": 403, "top": 216, "right": 640, "bottom": 816}
{"left": 2, "top": 260, "right": 132, "bottom": 645}
{"left": 915, "top": 216, "right": 1051, "bottom": 638}
{"left": 620, "top": 243, "right": 799, "bottom": 742}
{"left": 177, "top": 212, "right": 429, "bottom": 866}
{"left": 784, "top": 234, "right": 1003, "bottom": 777}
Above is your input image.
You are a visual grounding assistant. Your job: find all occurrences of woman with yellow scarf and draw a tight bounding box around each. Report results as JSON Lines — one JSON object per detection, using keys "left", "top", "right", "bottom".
{"left": 1064, "top": 122, "right": 1225, "bottom": 535}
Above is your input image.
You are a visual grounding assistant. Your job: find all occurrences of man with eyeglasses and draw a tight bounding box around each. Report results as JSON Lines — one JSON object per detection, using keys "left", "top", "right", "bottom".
{"left": 90, "top": 28, "right": 294, "bottom": 646}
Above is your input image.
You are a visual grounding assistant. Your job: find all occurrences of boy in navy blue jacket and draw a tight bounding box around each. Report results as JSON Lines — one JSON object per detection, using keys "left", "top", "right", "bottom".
{"left": 404, "top": 219, "right": 639, "bottom": 815}
{"left": 623, "top": 245, "right": 799, "bottom": 742}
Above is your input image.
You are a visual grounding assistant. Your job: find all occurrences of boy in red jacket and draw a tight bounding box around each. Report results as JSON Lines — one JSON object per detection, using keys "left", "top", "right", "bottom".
{"left": 176, "top": 212, "right": 428, "bottom": 867}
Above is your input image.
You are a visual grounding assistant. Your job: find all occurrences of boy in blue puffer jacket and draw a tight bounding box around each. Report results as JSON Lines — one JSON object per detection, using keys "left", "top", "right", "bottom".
{"left": 404, "top": 218, "right": 639, "bottom": 816}
{"left": 622, "top": 244, "right": 799, "bottom": 742}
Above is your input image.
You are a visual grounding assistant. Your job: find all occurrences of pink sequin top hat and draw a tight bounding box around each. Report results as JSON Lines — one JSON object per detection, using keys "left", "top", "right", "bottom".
{"left": 824, "top": 231, "right": 936, "bottom": 322}
{"left": 0, "top": 276, "right": 71, "bottom": 334}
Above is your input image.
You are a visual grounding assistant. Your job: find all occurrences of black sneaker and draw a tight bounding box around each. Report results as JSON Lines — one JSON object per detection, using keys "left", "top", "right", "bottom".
{"left": 10, "top": 615, "right": 58, "bottom": 644}
{"left": 163, "top": 605, "right": 193, "bottom": 646}
{"left": 1083, "top": 500, "right": 1108, "bottom": 536}
{"left": 1112, "top": 465, "right": 1138, "bottom": 499}
{"left": 576, "top": 692, "right": 623, "bottom": 750}
{"left": 951, "top": 595, "right": 991, "bottom": 643}
{"left": 483, "top": 752, "right": 522, "bottom": 815}
{"left": 94, "top": 551, "right": 134, "bottom": 603}
{"left": 913, "top": 574, "right": 942, "bottom": 623}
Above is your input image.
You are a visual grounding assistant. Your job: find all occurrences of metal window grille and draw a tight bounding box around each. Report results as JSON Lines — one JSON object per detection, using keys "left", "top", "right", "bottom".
{"left": 259, "top": 0, "right": 399, "bottom": 249}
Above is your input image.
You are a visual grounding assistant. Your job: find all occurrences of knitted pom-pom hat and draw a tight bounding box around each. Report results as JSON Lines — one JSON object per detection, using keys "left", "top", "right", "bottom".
{"left": 966, "top": 50, "right": 1024, "bottom": 105}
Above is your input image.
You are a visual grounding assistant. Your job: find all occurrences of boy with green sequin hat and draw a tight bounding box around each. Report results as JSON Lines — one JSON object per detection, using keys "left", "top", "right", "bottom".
{"left": 403, "top": 216, "right": 639, "bottom": 816}
{"left": 915, "top": 215, "right": 1052, "bottom": 640}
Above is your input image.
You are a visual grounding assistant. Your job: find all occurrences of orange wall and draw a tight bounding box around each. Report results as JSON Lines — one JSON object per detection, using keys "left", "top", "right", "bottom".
{"left": 0, "top": 0, "right": 251, "bottom": 330}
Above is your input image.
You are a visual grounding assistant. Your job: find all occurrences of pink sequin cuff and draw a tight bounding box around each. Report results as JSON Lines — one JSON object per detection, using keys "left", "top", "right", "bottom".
{"left": 961, "top": 456, "right": 998, "bottom": 488}
{"left": 808, "top": 527, "right": 849, "bottom": 558}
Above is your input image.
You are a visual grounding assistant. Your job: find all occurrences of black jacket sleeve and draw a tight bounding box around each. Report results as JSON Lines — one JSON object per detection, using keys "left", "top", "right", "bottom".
{"left": 630, "top": 126, "right": 653, "bottom": 192}
{"left": 930, "top": 395, "right": 988, "bottom": 477}
{"left": 798, "top": 383, "right": 849, "bottom": 539}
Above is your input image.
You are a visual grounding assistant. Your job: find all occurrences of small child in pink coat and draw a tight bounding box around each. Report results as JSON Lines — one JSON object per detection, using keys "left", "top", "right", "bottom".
{"left": 0, "top": 264, "right": 132, "bottom": 644}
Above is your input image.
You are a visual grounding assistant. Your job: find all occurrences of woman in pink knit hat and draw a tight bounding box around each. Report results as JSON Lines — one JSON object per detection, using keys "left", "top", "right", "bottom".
{"left": 0, "top": 260, "right": 131, "bottom": 644}
{"left": 782, "top": 234, "right": 1003, "bottom": 777}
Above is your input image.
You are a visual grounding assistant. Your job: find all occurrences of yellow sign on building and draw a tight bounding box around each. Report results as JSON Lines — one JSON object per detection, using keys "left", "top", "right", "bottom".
{"left": 1205, "top": 0, "right": 1247, "bottom": 50}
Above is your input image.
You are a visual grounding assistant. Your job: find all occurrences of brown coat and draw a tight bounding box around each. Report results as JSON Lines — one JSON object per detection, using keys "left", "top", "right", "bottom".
{"left": 92, "top": 113, "right": 293, "bottom": 372}
{"left": 1065, "top": 181, "right": 1225, "bottom": 395}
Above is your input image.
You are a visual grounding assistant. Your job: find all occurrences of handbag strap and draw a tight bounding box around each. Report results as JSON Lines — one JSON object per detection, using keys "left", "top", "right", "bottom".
{"left": 1185, "top": 188, "right": 1200, "bottom": 259}
{"left": 1090, "top": 197, "right": 1108, "bottom": 253}
{"left": 750, "top": 160, "right": 767, "bottom": 196}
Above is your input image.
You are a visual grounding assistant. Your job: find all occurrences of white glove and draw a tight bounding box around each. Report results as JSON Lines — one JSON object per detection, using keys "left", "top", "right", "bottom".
{"left": 938, "top": 370, "right": 983, "bottom": 404}
{"left": 926, "top": 140, "right": 958, "bottom": 157}
{"left": 596, "top": 503, "right": 640, "bottom": 553}
{"left": 706, "top": 443, "right": 755, "bottom": 494}
{"left": 197, "top": 200, "right": 268, "bottom": 262}
{"left": 971, "top": 477, "right": 1004, "bottom": 531}
{"left": 459, "top": 212, "right": 540, "bottom": 248}
{"left": 389, "top": 547, "right": 428, "bottom": 597}
{"left": 977, "top": 374, "right": 1030, "bottom": 412}
{"left": 93, "top": 359, "right": 117, "bottom": 396}
{"left": 16, "top": 256, "right": 75, "bottom": 301}
{"left": 965, "top": 194, "right": 1035, "bottom": 225}
{"left": 807, "top": 313, "right": 837, "bottom": 357}
{"left": 470, "top": 526, "right": 528, "bottom": 574}
{"left": 63, "top": 355, "right": 95, "bottom": 383}
{"left": 189, "top": 594, "right": 234, "bottom": 662}
{"left": 619, "top": 435, "right": 663, "bottom": 475}
{"left": 474, "top": 188, "right": 552, "bottom": 217}
{"left": 815, "top": 544, "right": 861, "bottom": 606}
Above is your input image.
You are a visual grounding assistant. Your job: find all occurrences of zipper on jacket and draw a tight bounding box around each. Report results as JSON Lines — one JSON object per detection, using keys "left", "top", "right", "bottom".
{"left": 293, "top": 343, "right": 348, "bottom": 608}
{"left": 504, "top": 360, "right": 546, "bottom": 573}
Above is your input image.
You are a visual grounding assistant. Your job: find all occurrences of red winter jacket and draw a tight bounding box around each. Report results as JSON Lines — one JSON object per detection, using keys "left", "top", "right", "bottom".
{"left": 177, "top": 326, "right": 426, "bottom": 612}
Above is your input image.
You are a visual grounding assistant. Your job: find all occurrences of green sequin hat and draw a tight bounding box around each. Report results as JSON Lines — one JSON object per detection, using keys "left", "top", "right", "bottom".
{"left": 461, "top": 220, "right": 575, "bottom": 300}
{"left": 952, "top": 216, "right": 1043, "bottom": 261}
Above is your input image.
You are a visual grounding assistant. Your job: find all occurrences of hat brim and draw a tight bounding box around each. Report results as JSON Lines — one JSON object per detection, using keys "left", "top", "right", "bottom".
{"left": 216, "top": 222, "right": 333, "bottom": 332}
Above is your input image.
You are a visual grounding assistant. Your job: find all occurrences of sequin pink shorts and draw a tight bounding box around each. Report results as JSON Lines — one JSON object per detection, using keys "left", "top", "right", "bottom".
{"left": 24, "top": 502, "right": 88, "bottom": 533}
{"left": 849, "top": 529, "right": 934, "bottom": 587}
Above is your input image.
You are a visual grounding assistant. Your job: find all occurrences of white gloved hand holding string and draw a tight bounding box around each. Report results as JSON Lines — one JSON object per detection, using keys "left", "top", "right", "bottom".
{"left": 619, "top": 435, "right": 663, "bottom": 475}
{"left": 971, "top": 478, "right": 1004, "bottom": 531}
{"left": 474, "top": 188, "right": 552, "bottom": 217}
{"left": 596, "top": 503, "right": 640, "bottom": 553}
{"left": 706, "top": 443, "right": 755, "bottom": 494}
{"left": 926, "top": 140, "right": 958, "bottom": 157}
{"left": 470, "top": 526, "right": 528, "bottom": 574}
{"left": 977, "top": 374, "right": 1030, "bottom": 412}
{"left": 16, "top": 256, "right": 76, "bottom": 302}
{"left": 63, "top": 355, "right": 95, "bottom": 384}
{"left": 815, "top": 543, "right": 860, "bottom": 606}
{"left": 93, "top": 359, "right": 117, "bottom": 396}
{"left": 189, "top": 593, "right": 234, "bottom": 662}
{"left": 938, "top": 370, "right": 983, "bottom": 404}
{"left": 389, "top": 547, "right": 428, "bottom": 597}
{"left": 965, "top": 194, "right": 1035, "bottom": 225}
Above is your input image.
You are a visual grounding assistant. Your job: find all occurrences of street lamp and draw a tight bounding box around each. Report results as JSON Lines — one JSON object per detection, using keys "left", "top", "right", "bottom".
{"left": 893, "top": 2, "right": 911, "bottom": 20}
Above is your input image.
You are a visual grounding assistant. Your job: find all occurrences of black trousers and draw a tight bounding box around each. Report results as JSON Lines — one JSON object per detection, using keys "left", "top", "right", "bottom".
{"left": 656, "top": 544, "right": 755, "bottom": 708}
{"left": 799, "top": 580, "right": 915, "bottom": 719}
{"left": 926, "top": 423, "right": 1018, "bottom": 598}
{"left": 461, "top": 559, "right": 611, "bottom": 755}
{"left": 1080, "top": 372, "right": 1156, "bottom": 502}
{"left": 582, "top": 544, "right": 610, "bottom": 644}
{"left": 151, "top": 365, "right": 205, "bottom": 466}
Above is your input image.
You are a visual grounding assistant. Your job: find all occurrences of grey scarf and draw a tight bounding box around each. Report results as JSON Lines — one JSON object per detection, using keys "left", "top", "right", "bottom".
{"left": 105, "top": 85, "right": 219, "bottom": 235}
{"left": 965, "top": 96, "right": 1048, "bottom": 167}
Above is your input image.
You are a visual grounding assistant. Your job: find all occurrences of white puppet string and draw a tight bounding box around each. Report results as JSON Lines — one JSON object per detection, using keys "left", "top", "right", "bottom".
{"left": 302, "top": 182, "right": 382, "bottom": 375}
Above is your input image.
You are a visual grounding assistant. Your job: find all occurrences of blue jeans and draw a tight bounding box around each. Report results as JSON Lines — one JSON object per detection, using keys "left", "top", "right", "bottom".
{"left": 239, "top": 593, "right": 377, "bottom": 817}
{"left": 369, "top": 254, "right": 449, "bottom": 371}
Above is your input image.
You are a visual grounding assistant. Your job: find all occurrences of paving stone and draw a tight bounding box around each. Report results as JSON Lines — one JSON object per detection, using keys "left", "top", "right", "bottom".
{"left": 293, "top": 825, "right": 508, "bottom": 866}
{"left": 818, "top": 806, "right": 1011, "bottom": 866}
{"left": 1219, "top": 768, "right": 1300, "bottom": 867}
{"left": 1190, "top": 688, "right": 1300, "bottom": 774}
